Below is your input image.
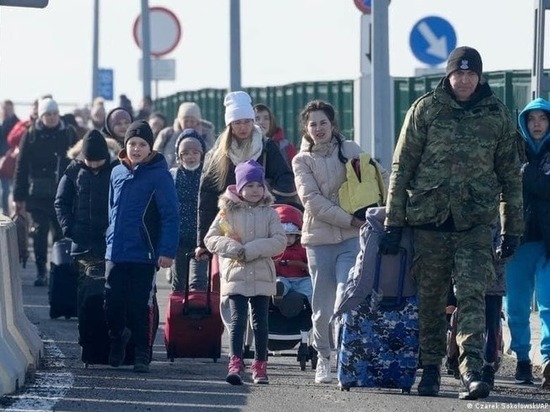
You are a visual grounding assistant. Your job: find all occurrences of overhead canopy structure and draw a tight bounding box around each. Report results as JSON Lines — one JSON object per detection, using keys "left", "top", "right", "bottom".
{"left": 0, "top": 0, "right": 48, "bottom": 8}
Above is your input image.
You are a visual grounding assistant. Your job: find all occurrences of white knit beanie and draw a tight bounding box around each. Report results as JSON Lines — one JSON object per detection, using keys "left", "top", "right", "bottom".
{"left": 38, "top": 98, "right": 59, "bottom": 117}
{"left": 224, "top": 91, "right": 255, "bottom": 126}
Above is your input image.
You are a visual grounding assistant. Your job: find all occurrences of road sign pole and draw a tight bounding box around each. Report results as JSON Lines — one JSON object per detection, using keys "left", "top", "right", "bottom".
{"left": 532, "top": 0, "right": 550, "bottom": 98}
{"left": 91, "top": 0, "right": 99, "bottom": 101}
{"left": 141, "top": 0, "right": 152, "bottom": 100}
{"left": 354, "top": 13, "right": 373, "bottom": 151}
{"left": 371, "top": 0, "right": 393, "bottom": 170}
{"left": 229, "top": 0, "right": 242, "bottom": 92}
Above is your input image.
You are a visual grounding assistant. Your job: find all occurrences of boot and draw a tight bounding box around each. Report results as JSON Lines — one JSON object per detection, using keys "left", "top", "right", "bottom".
{"left": 34, "top": 262, "right": 48, "bottom": 287}
{"left": 460, "top": 371, "right": 490, "bottom": 400}
{"left": 417, "top": 365, "right": 441, "bottom": 396}
{"left": 481, "top": 364, "right": 495, "bottom": 390}
{"left": 134, "top": 347, "right": 151, "bottom": 373}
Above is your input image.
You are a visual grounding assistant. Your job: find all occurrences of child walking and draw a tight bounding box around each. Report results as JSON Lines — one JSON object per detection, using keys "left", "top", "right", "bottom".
{"left": 105, "top": 120, "right": 179, "bottom": 373}
{"left": 54, "top": 129, "right": 116, "bottom": 326}
{"left": 204, "top": 159, "right": 286, "bottom": 385}
{"left": 170, "top": 128, "right": 208, "bottom": 291}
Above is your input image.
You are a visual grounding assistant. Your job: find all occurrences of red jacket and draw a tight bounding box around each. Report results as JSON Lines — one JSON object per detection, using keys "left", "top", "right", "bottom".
{"left": 274, "top": 241, "right": 308, "bottom": 278}
{"left": 7, "top": 119, "right": 31, "bottom": 149}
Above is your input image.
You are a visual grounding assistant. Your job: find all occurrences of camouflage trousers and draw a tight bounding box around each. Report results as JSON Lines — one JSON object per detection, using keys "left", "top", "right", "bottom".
{"left": 413, "top": 225, "right": 495, "bottom": 374}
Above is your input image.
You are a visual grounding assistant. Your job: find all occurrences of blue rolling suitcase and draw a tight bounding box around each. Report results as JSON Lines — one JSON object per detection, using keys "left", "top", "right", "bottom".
{"left": 337, "top": 251, "right": 419, "bottom": 393}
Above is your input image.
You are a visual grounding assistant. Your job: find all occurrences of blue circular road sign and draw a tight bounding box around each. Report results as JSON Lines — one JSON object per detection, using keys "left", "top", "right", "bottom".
{"left": 409, "top": 16, "right": 457, "bottom": 66}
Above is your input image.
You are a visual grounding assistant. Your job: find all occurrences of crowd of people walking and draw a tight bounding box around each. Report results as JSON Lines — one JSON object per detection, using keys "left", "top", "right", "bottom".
{"left": 0, "top": 45, "right": 548, "bottom": 398}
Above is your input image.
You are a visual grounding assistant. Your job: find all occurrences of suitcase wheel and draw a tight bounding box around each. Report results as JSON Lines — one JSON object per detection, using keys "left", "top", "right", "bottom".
{"left": 339, "top": 383, "right": 350, "bottom": 392}
{"left": 212, "top": 358, "right": 218, "bottom": 363}
{"left": 401, "top": 387, "right": 411, "bottom": 394}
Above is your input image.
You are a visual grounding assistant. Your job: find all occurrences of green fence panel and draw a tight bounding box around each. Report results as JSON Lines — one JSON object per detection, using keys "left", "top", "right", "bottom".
{"left": 156, "top": 71, "right": 548, "bottom": 151}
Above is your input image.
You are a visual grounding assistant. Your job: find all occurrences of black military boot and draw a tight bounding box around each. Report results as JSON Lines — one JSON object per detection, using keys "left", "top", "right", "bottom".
{"left": 460, "top": 371, "right": 490, "bottom": 400}
{"left": 481, "top": 364, "right": 495, "bottom": 390}
{"left": 417, "top": 365, "right": 441, "bottom": 396}
{"left": 34, "top": 262, "right": 48, "bottom": 287}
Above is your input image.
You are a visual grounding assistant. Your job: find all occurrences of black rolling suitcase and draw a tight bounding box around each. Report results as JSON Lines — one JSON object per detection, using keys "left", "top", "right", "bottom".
{"left": 48, "top": 238, "right": 78, "bottom": 319}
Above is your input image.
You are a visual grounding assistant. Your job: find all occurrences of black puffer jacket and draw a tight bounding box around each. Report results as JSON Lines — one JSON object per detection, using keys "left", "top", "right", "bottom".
{"left": 54, "top": 154, "right": 114, "bottom": 256}
{"left": 517, "top": 99, "right": 550, "bottom": 256}
{"left": 13, "top": 120, "right": 77, "bottom": 209}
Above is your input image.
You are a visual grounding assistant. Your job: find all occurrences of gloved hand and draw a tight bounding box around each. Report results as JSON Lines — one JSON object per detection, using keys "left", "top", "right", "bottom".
{"left": 378, "top": 226, "right": 403, "bottom": 255}
{"left": 496, "top": 234, "right": 520, "bottom": 259}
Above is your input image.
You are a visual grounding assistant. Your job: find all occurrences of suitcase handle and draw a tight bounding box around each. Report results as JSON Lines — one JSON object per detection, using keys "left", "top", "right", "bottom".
{"left": 183, "top": 251, "right": 213, "bottom": 315}
{"left": 373, "top": 247, "right": 407, "bottom": 308}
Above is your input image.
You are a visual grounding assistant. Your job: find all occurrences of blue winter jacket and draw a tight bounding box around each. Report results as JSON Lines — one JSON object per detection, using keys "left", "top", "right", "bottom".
{"left": 105, "top": 151, "right": 179, "bottom": 264}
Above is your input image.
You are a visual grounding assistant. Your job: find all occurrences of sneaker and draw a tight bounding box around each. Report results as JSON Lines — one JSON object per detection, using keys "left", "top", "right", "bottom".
{"left": 251, "top": 360, "right": 269, "bottom": 384}
{"left": 481, "top": 364, "right": 495, "bottom": 390}
{"left": 272, "top": 282, "right": 285, "bottom": 306}
{"left": 226, "top": 355, "right": 244, "bottom": 385}
{"left": 134, "top": 351, "right": 150, "bottom": 373}
{"left": 417, "top": 365, "right": 441, "bottom": 396}
{"left": 108, "top": 327, "right": 131, "bottom": 367}
{"left": 542, "top": 360, "right": 550, "bottom": 390}
{"left": 134, "top": 360, "right": 150, "bottom": 373}
{"left": 314, "top": 357, "right": 332, "bottom": 384}
{"left": 514, "top": 360, "right": 534, "bottom": 384}
{"left": 461, "top": 371, "right": 490, "bottom": 400}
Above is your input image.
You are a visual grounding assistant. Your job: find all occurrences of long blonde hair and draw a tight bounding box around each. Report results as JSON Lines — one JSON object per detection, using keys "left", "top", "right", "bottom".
{"left": 204, "top": 125, "right": 254, "bottom": 191}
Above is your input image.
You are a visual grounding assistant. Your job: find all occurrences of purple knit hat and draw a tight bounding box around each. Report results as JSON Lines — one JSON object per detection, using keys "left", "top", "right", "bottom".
{"left": 235, "top": 160, "right": 265, "bottom": 193}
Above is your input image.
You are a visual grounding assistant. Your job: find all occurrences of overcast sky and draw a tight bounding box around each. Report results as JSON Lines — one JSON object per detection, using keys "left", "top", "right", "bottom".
{"left": 0, "top": 0, "right": 540, "bottom": 113}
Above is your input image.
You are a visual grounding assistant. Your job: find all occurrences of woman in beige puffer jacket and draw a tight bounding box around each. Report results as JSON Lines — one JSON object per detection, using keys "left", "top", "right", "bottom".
{"left": 292, "top": 100, "right": 388, "bottom": 384}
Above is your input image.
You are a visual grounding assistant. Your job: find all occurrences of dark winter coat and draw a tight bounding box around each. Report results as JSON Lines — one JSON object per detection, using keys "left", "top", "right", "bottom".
{"left": 171, "top": 165, "right": 202, "bottom": 247}
{"left": 517, "top": 98, "right": 550, "bottom": 256}
{"left": 13, "top": 119, "right": 77, "bottom": 210}
{"left": 54, "top": 153, "right": 114, "bottom": 257}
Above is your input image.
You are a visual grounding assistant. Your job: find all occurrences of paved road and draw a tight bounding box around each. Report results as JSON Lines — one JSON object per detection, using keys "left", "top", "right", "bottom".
{"left": 1, "top": 264, "right": 549, "bottom": 412}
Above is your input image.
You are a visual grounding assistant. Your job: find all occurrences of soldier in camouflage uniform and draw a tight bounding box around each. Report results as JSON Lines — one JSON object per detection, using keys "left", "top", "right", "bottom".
{"left": 378, "top": 46, "right": 524, "bottom": 399}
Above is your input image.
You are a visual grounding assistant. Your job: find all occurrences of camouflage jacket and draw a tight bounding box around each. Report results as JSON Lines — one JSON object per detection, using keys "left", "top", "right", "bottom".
{"left": 385, "top": 78, "right": 524, "bottom": 235}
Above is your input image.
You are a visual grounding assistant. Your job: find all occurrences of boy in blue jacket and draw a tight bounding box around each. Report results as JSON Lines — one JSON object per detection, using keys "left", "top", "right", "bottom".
{"left": 105, "top": 120, "right": 179, "bottom": 373}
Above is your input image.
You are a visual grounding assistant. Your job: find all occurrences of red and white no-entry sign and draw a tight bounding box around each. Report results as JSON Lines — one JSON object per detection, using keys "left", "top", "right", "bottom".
{"left": 133, "top": 7, "right": 182, "bottom": 58}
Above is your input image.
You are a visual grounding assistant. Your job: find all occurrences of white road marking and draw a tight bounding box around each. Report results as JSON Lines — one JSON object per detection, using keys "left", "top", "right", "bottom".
{"left": 3, "top": 339, "right": 73, "bottom": 412}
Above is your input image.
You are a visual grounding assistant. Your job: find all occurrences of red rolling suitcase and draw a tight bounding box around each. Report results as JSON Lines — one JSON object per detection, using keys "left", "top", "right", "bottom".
{"left": 164, "top": 253, "right": 224, "bottom": 362}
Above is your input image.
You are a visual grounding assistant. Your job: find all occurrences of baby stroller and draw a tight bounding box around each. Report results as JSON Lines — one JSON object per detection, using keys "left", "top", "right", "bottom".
{"left": 244, "top": 203, "right": 316, "bottom": 370}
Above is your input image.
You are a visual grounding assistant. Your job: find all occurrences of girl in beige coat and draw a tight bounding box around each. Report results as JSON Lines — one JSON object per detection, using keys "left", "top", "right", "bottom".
{"left": 204, "top": 160, "right": 286, "bottom": 386}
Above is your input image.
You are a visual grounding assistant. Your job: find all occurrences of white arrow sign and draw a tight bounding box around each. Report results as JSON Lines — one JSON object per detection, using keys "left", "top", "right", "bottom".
{"left": 418, "top": 21, "right": 448, "bottom": 60}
